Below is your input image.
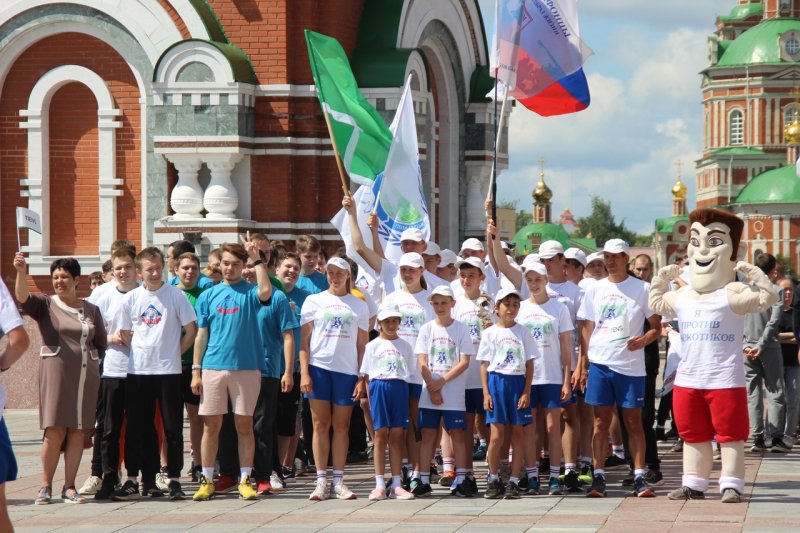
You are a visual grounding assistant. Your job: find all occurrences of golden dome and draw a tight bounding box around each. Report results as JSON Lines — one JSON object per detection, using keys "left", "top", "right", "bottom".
{"left": 785, "top": 118, "right": 800, "bottom": 145}
{"left": 533, "top": 176, "right": 553, "bottom": 204}
{"left": 671, "top": 177, "right": 687, "bottom": 201}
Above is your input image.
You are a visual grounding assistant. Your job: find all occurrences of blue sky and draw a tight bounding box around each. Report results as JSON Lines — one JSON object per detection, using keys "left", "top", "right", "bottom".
{"left": 476, "top": 0, "right": 734, "bottom": 234}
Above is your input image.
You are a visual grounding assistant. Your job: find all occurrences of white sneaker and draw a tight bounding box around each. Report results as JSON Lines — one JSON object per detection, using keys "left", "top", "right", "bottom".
{"left": 332, "top": 482, "right": 356, "bottom": 500}
{"left": 78, "top": 475, "right": 102, "bottom": 495}
{"left": 155, "top": 470, "right": 170, "bottom": 493}
{"left": 309, "top": 480, "right": 328, "bottom": 501}
{"left": 269, "top": 472, "right": 286, "bottom": 493}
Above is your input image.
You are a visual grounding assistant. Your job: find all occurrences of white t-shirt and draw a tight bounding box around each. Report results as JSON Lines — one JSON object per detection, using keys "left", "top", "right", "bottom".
{"left": 354, "top": 264, "right": 383, "bottom": 308}
{"left": 453, "top": 295, "right": 495, "bottom": 389}
{"left": 118, "top": 283, "right": 197, "bottom": 375}
{"left": 579, "top": 277, "right": 598, "bottom": 291}
{"left": 359, "top": 337, "right": 416, "bottom": 382}
{"left": 415, "top": 320, "right": 474, "bottom": 411}
{"left": 0, "top": 282, "right": 24, "bottom": 418}
{"left": 88, "top": 283, "right": 132, "bottom": 378}
{"left": 523, "top": 280, "right": 583, "bottom": 370}
{"left": 301, "top": 291, "right": 369, "bottom": 376}
{"left": 577, "top": 276, "right": 653, "bottom": 377}
{"left": 450, "top": 262, "right": 503, "bottom": 300}
{"left": 518, "top": 299, "right": 574, "bottom": 385}
{"left": 380, "top": 258, "right": 448, "bottom": 295}
{"left": 476, "top": 324, "right": 538, "bottom": 375}
{"left": 382, "top": 289, "right": 434, "bottom": 384}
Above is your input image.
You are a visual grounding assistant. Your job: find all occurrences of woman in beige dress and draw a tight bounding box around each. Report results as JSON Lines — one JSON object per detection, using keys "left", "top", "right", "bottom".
{"left": 14, "top": 253, "right": 106, "bottom": 505}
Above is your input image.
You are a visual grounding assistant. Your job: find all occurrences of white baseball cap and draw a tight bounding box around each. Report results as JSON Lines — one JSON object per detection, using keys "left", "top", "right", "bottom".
{"left": 397, "top": 252, "right": 424, "bottom": 268}
{"left": 521, "top": 254, "right": 541, "bottom": 271}
{"left": 376, "top": 303, "right": 402, "bottom": 322}
{"left": 438, "top": 249, "right": 459, "bottom": 268}
{"left": 564, "top": 247, "right": 587, "bottom": 267}
{"left": 523, "top": 261, "right": 547, "bottom": 277}
{"left": 456, "top": 256, "right": 486, "bottom": 274}
{"left": 326, "top": 257, "right": 350, "bottom": 272}
{"left": 603, "top": 238, "right": 630, "bottom": 255}
{"left": 586, "top": 252, "right": 604, "bottom": 265}
{"left": 424, "top": 241, "right": 441, "bottom": 256}
{"left": 428, "top": 285, "right": 455, "bottom": 300}
{"left": 494, "top": 287, "right": 521, "bottom": 304}
{"left": 460, "top": 238, "right": 484, "bottom": 253}
{"left": 538, "top": 240, "right": 564, "bottom": 259}
{"left": 399, "top": 228, "right": 425, "bottom": 242}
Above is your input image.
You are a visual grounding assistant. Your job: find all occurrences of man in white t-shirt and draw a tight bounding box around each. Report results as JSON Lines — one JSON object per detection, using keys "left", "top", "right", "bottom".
{"left": 578, "top": 239, "right": 661, "bottom": 499}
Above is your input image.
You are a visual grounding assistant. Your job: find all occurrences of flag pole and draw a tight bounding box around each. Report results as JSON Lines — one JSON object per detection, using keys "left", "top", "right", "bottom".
{"left": 487, "top": 85, "right": 509, "bottom": 236}
{"left": 321, "top": 106, "right": 351, "bottom": 197}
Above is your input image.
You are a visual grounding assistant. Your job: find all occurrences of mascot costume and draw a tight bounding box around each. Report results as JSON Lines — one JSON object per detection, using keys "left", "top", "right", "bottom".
{"left": 649, "top": 208, "right": 777, "bottom": 502}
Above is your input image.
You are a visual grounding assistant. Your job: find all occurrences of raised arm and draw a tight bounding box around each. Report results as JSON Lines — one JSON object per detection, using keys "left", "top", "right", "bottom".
{"left": 342, "top": 193, "right": 384, "bottom": 273}
{"left": 13, "top": 252, "right": 29, "bottom": 304}
{"left": 728, "top": 261, "right": 779, "bottom": 315}
{"left": 487, "top": 219, "right": 522, "bottom": 289}
{"left": 649, "top": 264, "right": 680, "bottom": 318}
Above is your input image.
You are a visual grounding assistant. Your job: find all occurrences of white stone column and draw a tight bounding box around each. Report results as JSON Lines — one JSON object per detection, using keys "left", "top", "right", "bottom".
{"left": 204, "top": 154, "right": 242, "bottom": 219}
{"left": 167, "top": 155, "right": 204, "bottom": 219}
{"left": 464, "top": 164, "right": 492, "bottom": 232}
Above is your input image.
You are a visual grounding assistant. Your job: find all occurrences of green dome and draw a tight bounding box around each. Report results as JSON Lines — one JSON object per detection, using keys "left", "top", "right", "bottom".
{"left": 734, "top": 165, "right": 800, "bottom": 204}
{"left": 511, "top": 222, "right": 571, "bottom": 255}
{"left": 718, "top": 19, "right": 800, "bottom": 66}
{"left": 719, "top": 2, "right": 764, "bottom": 23}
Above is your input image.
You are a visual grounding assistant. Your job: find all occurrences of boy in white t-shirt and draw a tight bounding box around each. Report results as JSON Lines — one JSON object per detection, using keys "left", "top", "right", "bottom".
{"left": 413, "top": 286, "right": 474, "bottom": 498}
{"left": 361, "top": 303, "right": 416, "bottom": 501}
{"left": 477, "top": 288, "right": 536, "bottom": 500}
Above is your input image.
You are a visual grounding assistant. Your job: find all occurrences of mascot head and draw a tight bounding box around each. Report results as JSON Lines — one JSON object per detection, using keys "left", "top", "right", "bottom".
{"left": 687, "top": 208, "right": 743, "bottom": 293}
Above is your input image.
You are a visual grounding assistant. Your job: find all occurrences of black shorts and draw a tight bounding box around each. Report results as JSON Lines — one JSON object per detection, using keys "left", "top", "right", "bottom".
{"left": 181, "top": 365, "right": 201, "bottom": 406}
{"left": 276, "top": 372, "right": 301, "bottom": 436}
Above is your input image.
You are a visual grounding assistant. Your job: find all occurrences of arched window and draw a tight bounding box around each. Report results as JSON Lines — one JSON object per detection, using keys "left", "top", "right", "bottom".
{"left": 729, "top": 109, "right": 744, "bottom": 145}
{"left": 784, "top": 104, "right": 798, "bottom": 127}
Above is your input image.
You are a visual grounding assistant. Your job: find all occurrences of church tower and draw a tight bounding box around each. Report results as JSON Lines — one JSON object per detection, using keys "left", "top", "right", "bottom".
{"left": 532, "top": 158, "right": 553, "bottom": 224}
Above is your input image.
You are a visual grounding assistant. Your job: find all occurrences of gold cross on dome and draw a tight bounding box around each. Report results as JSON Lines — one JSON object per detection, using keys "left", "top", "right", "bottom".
{"left": 675, "top": 160, "right": 683, "bottom": 179}
{"left": 538, "top": 156, "right": 547, "bottom": 176}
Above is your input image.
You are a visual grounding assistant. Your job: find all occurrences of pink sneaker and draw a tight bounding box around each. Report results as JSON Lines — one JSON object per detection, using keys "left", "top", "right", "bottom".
{"left": 368, "top": 487, "right": 387, "bottom": 501}
{"left": 389, "top": 486, "right": 415, "bottom": 500}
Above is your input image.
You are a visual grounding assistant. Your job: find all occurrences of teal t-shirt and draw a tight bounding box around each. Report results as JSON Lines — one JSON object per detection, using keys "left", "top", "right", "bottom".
{"left": 179, "top": 285, "right": 205, "bottom": 365}
{"left": 260, "top": 290, "right": 299, "bottom": 378}
{"left": 196, "top": 280, "right": 269, "bottom": 371}
{"left": 285, "top": 285, "right": 311, "bottom": 372}
{"left": 296, "top": 271, "right": 328, "bottom": 294}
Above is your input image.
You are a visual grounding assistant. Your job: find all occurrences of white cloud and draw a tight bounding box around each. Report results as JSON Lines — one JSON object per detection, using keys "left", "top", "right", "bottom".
{"left": 581, "top": 0, "right": 734, "bottom": 31}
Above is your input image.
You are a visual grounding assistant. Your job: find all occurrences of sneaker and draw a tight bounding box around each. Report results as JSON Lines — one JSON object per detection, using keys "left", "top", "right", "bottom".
{"left": 434, "top": 453, "right": 443, "bottom": 466}
{"left": 525, "top": 477, "right": 540, "bottom": 496}
{"left": 484, "top": 478, "right": 504, "bottom": 499}
{"left": 713, "top": 446, "right": 721, "bottom": 460}
{"left": 269, "top": 472, "right": 287, "bottom": 493}
{"left": 622, "top": 471, "right": 634, "bottom": 487}
{"left": 281, "top": 466, "right": 295, "bottom": 483}
{"left": 750, "top": 436, "right": 766, "bottom": 452}
{"left": 155, "top": 468, "right": 170, "bottom": 492}
{"left": 429, "top": 465, "right": 440, "bottom": 484}
{"left": 309, "top": 480, "right": 329, "bottom": 501}
{"left": 367, "top": 444, "right": 374, "bottom": 460}
{"left": 401, "top": 466, "right": 412, "bottom": 491}
{"left": 112, "top": 480, "right": 142, "bottom": 501}
{"left": 77, "top": 475, "right": 102, "bottom": 495}
{"left": 389, "top": 486, "right": 415, "bottom": 500}
{"left": 238, "top": 476, "right": 259, "bottom": 500}
{"left": 504, "top": 481, "right": 521, "bottom": 499}
{"left": 412, "top": 481, "right": 432, "bottom": 497}
{"left": 721, "top": 488, "right": 741, "bottom": 503}
{"left": 168, "top": 480, "right": 185, "bottom": 501}
{"left": 34, "top": 486, "right": 52, "bottom": 505}
{"left": 633, "top": 476, "right": 655, "bottom": 497}
{"left": 346, "top": 450, "right": 368, "bottom": 464}
{"left": 517, "top": 473, "right": 529, "bottom": 490}
{"left": 332, "top": 482, "right": 356, "bottom": 500}
{"left": 192, "top": 476, "right": 215, "bottom": 501}
{"left": 549, "top": 477, "right": 564, "bottom": 496}
{"left": 604, "top": 454, "right": 628, "bottom": 469}
{"left": 439, "top": 470, "right": 455, "bottom": 487}
{"left": 472, "top": 443, "right": 487, "bottom": 461}
{"left": 369, "top": 487, "right": 387, "bottom": 501}
{"left": 141, "top": 482, "right": 163, "bottom": 498}
{"left": 215, "top": 473, "right": 237, "bottom": 494}
{"left": 586, "top": 474, "right": 606, "bottom": 497}
{"left": 672, "top": 439, "right": 684, "bottom": 452}
{"left": 655, "top": 427, "right": 667, "bottom": 441}
{"left": 771, "top": 438, "right": 791, "bottom": 453}
{"left": 256, "top": 480, "right": 272, "bottom": 495}
{"left": 564, "top": 470, "right": 581, "bottom": 493}
{"left": 61, "top": 485, "right": 86, "bottom": 504}
{"left": 644, "top": 469, "right": 664, "bottom": 486}
{"left": 94, "top": 477, "right": 117, "bottom": 501}
{"left": 466, "top": 475, "right": 479, "bottom": 495}
{"left": 664, "top": 427, "right": 678, "bottom": 440}
{"left": 191, "top": 464, "right": 202, "bottom": 482}
{"left": 668, "top": 486, "right": 705, "bottom": 500}
{"left": 450, "top": 482, "right": 473, "bottom": 498}
{"left": 577, "top": 464, "right": 593, "bottom": 485}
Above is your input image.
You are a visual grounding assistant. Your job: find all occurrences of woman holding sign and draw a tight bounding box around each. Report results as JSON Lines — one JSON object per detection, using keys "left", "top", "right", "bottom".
{"left": 13, "top": 252, "right": 106, "bottom": 505}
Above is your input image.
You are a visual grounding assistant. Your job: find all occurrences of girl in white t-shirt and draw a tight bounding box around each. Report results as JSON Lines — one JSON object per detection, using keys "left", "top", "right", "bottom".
{"left": 299, "top": 257, "right": 369, "bottom": 502}
{"left": 380, "top": 252, "right": 433, "bottom": 487}
{"left": 517, "top": 262, "right": 574, "bottom": 495}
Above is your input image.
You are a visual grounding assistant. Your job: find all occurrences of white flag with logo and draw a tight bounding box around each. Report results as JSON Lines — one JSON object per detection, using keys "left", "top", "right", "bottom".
{"left": 16, "top": 207, "right": 42, "bottom": 234}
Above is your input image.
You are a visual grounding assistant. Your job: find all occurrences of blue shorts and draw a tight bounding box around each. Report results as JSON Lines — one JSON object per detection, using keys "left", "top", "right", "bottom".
{"left": 305, "top": 365, "right": 358, "bottom": 406}
{"left": 408, "top": 382, "right": 422, "bottom": 400}
{"left": 418, "top": 407, "right": 467, "bottom": 430}
{"left": 0, "top": 417, "right": 18, "bottom": 483}
{"left": 585, "top": 363, "right": 645, "bottom": 409}
{"left": 369, "top": 379, "right": 409, "bottom": 430}
{"left": 485, "top": 372, "right": 532, "bottom": 426}
{"left": 561, "top": 388, "right": 577, "bottom": 407}
{"left": 531, "top": 383, "right": 563, "bottom": 409}
{"left": 464, "top": 388, "right": 485, "bottom": 415}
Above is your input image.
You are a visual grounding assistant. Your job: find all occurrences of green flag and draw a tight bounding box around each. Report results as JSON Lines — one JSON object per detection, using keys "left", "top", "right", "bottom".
{"left": 305, "top": 30, "right": 392, "bottom": 186}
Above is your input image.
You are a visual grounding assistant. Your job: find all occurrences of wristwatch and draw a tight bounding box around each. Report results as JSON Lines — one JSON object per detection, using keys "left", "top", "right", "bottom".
{"left": 191, "top": 364, "right": 202, "bottom": 370}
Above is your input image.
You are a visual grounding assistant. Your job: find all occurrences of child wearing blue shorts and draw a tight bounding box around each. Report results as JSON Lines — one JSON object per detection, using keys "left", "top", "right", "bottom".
{"left": 414, "top": 286, "right": 474, "bottom": 498}
{"left": 477, "top": 288, "right": 536, "bottom": 499}
{"left": 360, "top": 304, "right": 416, "bottom": 501}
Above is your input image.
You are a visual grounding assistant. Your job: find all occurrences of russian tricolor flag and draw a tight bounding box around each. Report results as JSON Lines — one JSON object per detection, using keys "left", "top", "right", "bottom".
{"left": 490, "top": 0, "right": 592, "bottom": 117}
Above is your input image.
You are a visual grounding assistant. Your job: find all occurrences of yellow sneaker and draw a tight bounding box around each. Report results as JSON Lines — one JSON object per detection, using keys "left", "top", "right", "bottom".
{"left": 238, "top": 476, "right": 259, "bottom": 500}
{"left": 192, "top": 475, "right": 215, "bottom": 501}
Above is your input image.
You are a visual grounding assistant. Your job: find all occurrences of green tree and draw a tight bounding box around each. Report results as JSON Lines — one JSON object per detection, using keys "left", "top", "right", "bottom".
{"left": 574, "top": 196, "right": 636, "bottom": 246}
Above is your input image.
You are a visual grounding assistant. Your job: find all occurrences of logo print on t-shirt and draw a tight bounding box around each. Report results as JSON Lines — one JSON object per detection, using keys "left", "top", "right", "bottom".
{"left": 532, "top": 327, "right": 543, "bottom": 341}
{"left": 331, "top": 316, "right": 344, "bottom": 329}
{"left": 217, "top": 295, "right": 240, "bottom": 315}
{"left": 140, "top": 304, "right": 163, "bottom": 327}
{"left": 503, "top": 350, "right": 516, "bottom": 365}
